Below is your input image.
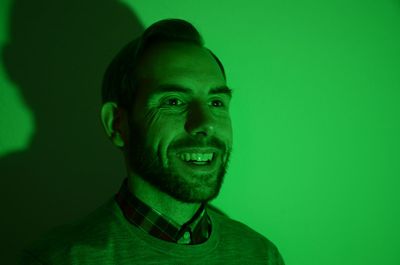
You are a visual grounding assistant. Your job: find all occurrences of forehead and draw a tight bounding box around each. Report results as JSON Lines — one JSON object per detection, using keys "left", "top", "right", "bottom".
{"left": 134, "top": 42, "right": 226, "bottom": 96}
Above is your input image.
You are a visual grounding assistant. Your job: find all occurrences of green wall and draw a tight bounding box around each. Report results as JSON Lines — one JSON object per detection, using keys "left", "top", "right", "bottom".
{"left": 1, "top": 0, "right": 399, "bottom": 264}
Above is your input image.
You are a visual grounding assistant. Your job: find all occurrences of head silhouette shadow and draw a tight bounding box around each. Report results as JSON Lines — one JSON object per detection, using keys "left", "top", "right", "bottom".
{"left": 0, "top": 0, "right": 143, "bottom": 263}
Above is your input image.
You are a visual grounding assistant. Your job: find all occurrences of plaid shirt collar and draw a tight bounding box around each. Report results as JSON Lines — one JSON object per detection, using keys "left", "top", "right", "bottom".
{"left": 115, "top": 178, "right": 211, "bottom": 245}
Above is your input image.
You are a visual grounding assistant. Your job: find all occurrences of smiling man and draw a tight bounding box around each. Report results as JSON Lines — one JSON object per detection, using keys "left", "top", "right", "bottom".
{"left": 21, "top": 19, "right": 285, "bottom": 264}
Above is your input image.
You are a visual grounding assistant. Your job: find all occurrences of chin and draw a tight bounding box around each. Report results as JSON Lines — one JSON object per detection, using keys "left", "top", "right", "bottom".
{"left": 167, "top": 174, "right": 224, "bottom": 203}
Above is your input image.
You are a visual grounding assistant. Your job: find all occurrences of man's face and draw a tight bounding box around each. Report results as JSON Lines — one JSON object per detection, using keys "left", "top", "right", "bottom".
{"left": 125, "top": 42, "right": 233, "bottom": 203}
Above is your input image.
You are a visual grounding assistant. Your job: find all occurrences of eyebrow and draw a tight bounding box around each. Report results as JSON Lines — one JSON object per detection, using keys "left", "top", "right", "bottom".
{"left": 151, "top": 84, "right": 233, "bottom": 98}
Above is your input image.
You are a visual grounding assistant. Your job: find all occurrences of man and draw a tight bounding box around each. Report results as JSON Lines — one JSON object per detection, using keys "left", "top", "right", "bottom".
{"left": 21, "top": 19, "right": 285, "bottom": 264}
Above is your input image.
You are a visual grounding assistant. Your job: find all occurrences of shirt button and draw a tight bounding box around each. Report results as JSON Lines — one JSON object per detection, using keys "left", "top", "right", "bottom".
{"left": 183, "top": 231, "right": 190, "bottom": 239}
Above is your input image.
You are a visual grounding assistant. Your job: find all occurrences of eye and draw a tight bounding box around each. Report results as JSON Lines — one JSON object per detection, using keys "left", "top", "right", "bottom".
{"left": 211, "top": 99, "right": 224, "bottom": 107}
{"left": 163, "top": 98, "right": 184, "bottom": 106}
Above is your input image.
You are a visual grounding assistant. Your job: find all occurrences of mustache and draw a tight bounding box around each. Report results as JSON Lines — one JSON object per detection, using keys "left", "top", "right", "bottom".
{"left": 170, "top": 136, "right": 225, "bottom": 151}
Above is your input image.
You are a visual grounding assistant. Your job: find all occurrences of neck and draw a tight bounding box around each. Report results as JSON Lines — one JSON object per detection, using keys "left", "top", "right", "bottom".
{"left": 127, "top": 174, "right": 201, "bottom": 226}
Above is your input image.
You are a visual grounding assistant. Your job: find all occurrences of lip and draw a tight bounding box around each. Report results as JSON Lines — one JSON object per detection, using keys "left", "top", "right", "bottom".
{"left": 175, "top": 148, "right": 219, "bottom": 155}
{"left": 174, "top": 152, "right": 219, "bottom": 172}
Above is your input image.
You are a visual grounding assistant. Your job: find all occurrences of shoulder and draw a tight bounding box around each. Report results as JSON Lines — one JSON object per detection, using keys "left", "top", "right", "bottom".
{"left": 207, "top": 204, "right": 264, "bottom": 239}
{"left": 20, "top": 197, "right": 119, "bottom": 264}
{"left": 206, "top": 204, "right": 285, "bottom": 264}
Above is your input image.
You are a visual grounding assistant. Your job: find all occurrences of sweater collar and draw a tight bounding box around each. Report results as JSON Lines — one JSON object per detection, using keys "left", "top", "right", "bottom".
{"left": 115, "top": 178, "right": 211, "bottom": 244}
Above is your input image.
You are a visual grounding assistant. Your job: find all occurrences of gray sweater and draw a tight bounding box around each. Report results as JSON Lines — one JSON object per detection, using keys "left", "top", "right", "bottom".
{"left": 21, "top": 197, "right": 285, "bottom": 264}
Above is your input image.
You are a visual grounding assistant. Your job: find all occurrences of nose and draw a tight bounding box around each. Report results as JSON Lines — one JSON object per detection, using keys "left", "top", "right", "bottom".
{"left": 185, "top": 102, "right": 215, "bottom": 137}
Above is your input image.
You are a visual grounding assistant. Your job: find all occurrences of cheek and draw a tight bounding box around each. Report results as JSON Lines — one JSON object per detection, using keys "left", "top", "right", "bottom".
{"left": 219, "top": 116, "right": 233, "bottom": 135}
{"left": 228, "top": 120, "right": 233, "bottom": 140}
{"left": 143, "top": 110, "right": 183, "bottom": 155}
{"left": 144, "top": 110, "right": 183, "bottom": 136}
{"left": 221, "top": 118, "right": 233, "bottom": 151}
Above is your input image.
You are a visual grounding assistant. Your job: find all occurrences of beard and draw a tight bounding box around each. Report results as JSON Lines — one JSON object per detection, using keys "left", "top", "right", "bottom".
{"left": 125, "top": 120, "right": 231, "bottom": 203}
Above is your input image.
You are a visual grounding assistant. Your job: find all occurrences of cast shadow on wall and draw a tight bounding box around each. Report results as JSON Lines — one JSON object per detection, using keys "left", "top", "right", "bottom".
{"left": 0, "top": 0, "right": 143, "bottom": 264}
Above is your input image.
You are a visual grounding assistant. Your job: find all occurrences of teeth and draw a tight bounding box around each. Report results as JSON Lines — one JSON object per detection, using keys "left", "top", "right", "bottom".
{"left": 179, "top": 153, "right": 213, "bottom": 162}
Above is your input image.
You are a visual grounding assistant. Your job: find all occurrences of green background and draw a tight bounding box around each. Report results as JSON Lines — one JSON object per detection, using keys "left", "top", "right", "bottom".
{"left": 1, "top": 0, "right": 399, "bottom": 264}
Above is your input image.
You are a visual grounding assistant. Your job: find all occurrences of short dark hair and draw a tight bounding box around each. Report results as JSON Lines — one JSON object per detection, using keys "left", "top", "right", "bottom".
{"left": 101, "top": 18, "right": 226, "bottom": 111}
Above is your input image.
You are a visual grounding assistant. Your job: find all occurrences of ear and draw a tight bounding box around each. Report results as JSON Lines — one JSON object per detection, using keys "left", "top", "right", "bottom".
{"left": 100, "top": 102, "right": 129, "bottom": 148}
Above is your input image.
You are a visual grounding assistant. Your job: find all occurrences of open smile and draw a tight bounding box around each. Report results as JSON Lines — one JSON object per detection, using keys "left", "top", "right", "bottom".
{"left": 174, "top": 152, "right": 219, "bottom": 172}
